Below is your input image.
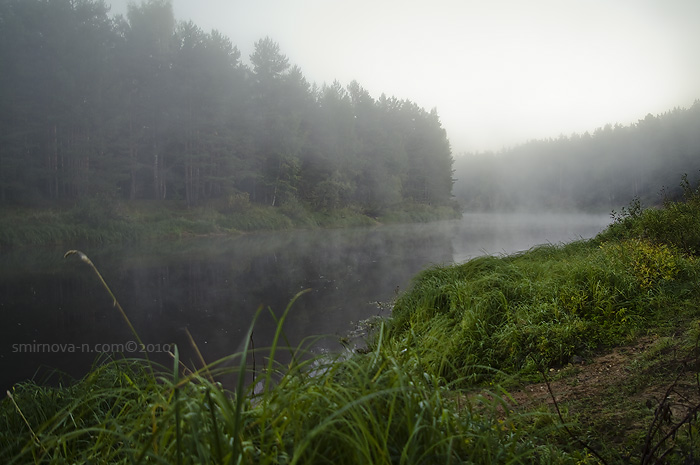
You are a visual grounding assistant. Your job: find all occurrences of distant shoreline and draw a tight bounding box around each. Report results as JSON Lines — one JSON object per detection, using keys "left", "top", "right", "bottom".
{"left": 0, "top": 201, "right": 462, "bottom": 249}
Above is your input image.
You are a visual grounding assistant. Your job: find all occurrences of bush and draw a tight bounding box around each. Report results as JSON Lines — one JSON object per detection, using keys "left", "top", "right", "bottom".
{"left": 602, "top": 175, "right": 700, "bottom": 255}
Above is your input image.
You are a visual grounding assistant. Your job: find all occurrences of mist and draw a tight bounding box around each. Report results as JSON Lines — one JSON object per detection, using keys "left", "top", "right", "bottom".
{"left": 453, "top": 103, "right": 700, "bottom": 212}
{"left": 3, "top": 0, "right": 699, "bottom": 213}
{"left": 0, "top": 212, "right": 612, "bottom": 391}
{"left": 0, "top": 1, "right": 454, "bottom": 212}
{"left": 104, "top": 0, "right": 700, "bottom": 154}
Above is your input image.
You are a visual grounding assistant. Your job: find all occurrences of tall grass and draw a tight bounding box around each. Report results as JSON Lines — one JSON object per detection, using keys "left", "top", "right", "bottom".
{"left": 1, "top": 342, "right": 588, "bottom": 464}
{"left": 0, "top": 251, "right": 590, "bottom": 464}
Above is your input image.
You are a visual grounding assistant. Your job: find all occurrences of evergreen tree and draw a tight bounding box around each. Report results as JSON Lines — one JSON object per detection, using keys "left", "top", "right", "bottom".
{"left": 0, "top": 0, "right": 457, "bottom": 215}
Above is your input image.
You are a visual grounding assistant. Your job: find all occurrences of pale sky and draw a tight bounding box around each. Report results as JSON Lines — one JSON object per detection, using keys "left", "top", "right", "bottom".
{"left": 108, "top": 0, "right": 700, "bottom": 154}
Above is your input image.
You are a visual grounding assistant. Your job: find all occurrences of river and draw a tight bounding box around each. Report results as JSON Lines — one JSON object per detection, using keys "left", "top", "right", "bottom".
{"left": 0, "top": 212, "right": 611, "bottom": 391}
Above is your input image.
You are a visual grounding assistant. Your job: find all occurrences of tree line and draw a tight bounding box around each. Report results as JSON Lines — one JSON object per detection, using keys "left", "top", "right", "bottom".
{"left": 0, "top": 0, "right": 455, "bottom": 215}
{"left": 453, "top": 101, "right": 700, "bottom": 211}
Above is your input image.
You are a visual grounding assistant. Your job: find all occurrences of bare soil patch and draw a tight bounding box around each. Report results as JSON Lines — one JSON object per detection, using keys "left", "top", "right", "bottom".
{"left": 506, "top": 335, "right": 700, "bottom": 458}
{"left": 509, "top": 337, "right": 659, "bottom": 409}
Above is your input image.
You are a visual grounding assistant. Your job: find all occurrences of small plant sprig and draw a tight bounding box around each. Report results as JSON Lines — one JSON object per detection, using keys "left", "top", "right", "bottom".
{"left": 639, "top": 371, "right": 700, "bottom": 464}
{"left": 64, "top": 249, "right": 150, "bottom": 368}
{"left": 610, "top": 196, "right": 643, "bottom": 225}
{"left": 4, "top": 390, "right": 45, "bottom": 455}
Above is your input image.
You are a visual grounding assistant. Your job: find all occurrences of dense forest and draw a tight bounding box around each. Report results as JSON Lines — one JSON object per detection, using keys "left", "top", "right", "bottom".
{"left": 454, "top": 102, "right": 700, "bottom": 211}
{"left": 0, "top": 0, "right": 455, "bottom": 216}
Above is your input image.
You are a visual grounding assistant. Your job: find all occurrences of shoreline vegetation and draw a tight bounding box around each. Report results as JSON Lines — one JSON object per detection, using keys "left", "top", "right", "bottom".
{"left": 2, "top": 180, "right": 699, "bottom": 463}
{"left": 0, "top": 200, "right": 462, "bottom": 249}
{"left": 1, "top": 0, "right": 457, "bottom": 236}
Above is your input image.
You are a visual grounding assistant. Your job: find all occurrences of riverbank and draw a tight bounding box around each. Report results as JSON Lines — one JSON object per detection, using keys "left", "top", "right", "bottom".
{"left": 2, "top": 185, "right": 699, "bottom": 463}
{"left": 0, "top": 199, "right": 461, "bottom": 248}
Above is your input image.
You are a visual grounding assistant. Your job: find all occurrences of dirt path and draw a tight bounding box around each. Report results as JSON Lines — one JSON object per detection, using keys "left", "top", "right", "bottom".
{"left": 509, "top": 337, "right": 659, "bottom": 409}
{"left": 506, "top": 335, "right": 700, "bottom": 459}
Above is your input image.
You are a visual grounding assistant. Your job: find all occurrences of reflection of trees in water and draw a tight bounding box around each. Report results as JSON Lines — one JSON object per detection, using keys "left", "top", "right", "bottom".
{"left": 0, "top": 216, "right": 610, "bottom": 390}
{"left": 0, "top": 225, "right": 456, "bottom": 390}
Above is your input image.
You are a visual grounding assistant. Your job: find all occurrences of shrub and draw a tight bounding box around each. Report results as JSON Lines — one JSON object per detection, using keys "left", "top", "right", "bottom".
{"left": 602, "top": 175, "right": 700, "bottom": 255}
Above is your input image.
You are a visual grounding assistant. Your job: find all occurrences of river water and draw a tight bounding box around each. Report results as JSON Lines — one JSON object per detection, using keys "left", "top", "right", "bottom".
{"left": 0, "top": 212, "right": 611, "bottom": 390}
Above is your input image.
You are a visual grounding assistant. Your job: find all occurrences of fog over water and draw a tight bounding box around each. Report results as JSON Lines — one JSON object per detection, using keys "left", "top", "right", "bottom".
{"left": 0, "top": 213, "right": 611, "bottom": 391}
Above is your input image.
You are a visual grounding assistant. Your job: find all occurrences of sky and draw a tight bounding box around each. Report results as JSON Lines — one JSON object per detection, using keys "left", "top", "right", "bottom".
{"left": 107, "top": 0, "right": 700, "bottom": 154}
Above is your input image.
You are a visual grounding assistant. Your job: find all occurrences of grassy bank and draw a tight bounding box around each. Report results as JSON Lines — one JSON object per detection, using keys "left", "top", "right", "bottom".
{"left": 2, "top": 181, "right": 700, "bottom": 463}
{"left": 388, "top": 180, "right": 700, "bottom": 385}
{"left": 0, "top": 275, "right": 582, "bottom": 464}
{"left": 388, "top": 232, "right": 698, "bottom": 384}
{"left": 0, "top": 199, "right": 461, "bottom": 248}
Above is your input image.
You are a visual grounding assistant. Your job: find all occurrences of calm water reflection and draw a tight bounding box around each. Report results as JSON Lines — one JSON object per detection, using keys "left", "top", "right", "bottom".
{"left": 0, "top": 212, "right": 610, "bottom": 390}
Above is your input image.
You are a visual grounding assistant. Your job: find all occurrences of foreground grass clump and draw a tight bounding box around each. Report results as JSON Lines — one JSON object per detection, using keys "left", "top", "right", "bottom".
{"left": 0, "top": 343, "right": 589, "bottom": 464}
{"left": 0, "top": 255, "right": 586, "bottom": 464}
{"left": 388, "top": 181, "right": 700, "bottom": 385}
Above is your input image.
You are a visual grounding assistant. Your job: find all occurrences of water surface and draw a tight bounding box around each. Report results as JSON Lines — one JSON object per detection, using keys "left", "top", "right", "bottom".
{"left": 0, "top": 212, "right": 610, "bottom": 390}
